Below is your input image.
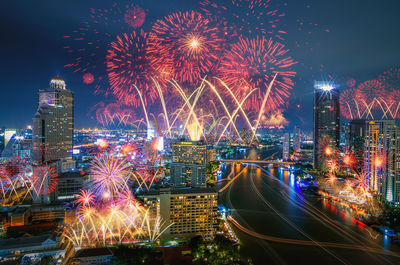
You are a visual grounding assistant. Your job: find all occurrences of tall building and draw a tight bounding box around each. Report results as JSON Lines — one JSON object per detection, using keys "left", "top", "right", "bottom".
{"left": 364, "top": 120, "right": 400, "bottom": 202}
{"left": 313, "top": 81, "right": 340, "bottom": 169}
{"left": 171, "top": 141, "right": 207, "bottom": 187}
{"left": 349, "top": 119, "right": 366, "bottom": 172}
{"left": 293, "top": 126, "right": 301, "bottom": 152}
{"left": 139, "top": 187, "right": 218, "bottom": 240}
{"left": 32, "top": 77, "right": 74, "bottom": 164}
{"left": 282, "top": 133, "right": 290, "bottom": 160}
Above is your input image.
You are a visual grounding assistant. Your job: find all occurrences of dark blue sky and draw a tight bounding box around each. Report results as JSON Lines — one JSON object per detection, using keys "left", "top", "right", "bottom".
{"left": 1, "top": 0, "right": 399, "bottom": 129}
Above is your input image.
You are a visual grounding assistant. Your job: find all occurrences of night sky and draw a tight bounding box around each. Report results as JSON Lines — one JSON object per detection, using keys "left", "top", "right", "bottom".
{"left": 1, "top": 0, "right": 399, "bottom": 129}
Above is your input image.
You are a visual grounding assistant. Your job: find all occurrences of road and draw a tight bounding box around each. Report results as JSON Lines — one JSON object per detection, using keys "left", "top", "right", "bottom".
{"left": 218, "top": 163, "right": 400, "bottom": 265}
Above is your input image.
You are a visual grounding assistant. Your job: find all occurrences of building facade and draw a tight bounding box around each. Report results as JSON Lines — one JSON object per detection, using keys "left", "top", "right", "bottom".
{"left": 349, "top": 119, "right": 366, "bottom": 172}
{"left": 32, "top": 77, "right": 74, "bottom": 164}
{"left": 364, "top": 120, "right": 400, "bottom": 202}
{"left": 171, "top": 141, "right": 207, "bottom": 187}
{"left": 313, "top": 82, "right": 340, "bottom": 170}
{"left": 140, "top": 188, "right": 218, "bottom": 240}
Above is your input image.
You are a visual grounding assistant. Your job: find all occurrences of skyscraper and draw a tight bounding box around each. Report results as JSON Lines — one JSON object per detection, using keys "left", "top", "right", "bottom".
{"left": 293, "top": 125, "right": 301, "bottom": 152}
{"left": 364, "top": 120, "right": 400, "bottom": 201}
{"left": 32, "top": 77, "right": 74, "bottom": 164}
{"left": 349, "top": 119, "right": 366, "bottom": 172}
{"left": 282, "top": 133, "right": 290, "bottom": 160}
{"left": 313, "top": 81, "right": 340, "bottom": 170}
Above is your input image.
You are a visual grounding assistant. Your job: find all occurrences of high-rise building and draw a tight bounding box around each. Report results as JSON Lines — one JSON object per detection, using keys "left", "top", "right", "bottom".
{"left": 282, "top": 133, "right": 290, "bottom": 160}
{"left": 313, "top": 81, "right": 340, "bottom": 169}
{"left": 171, "top": 141, "right": 207, "bottom": 187}
{"left": 293, "top": 126, "right": 301, "bottom": 152}
{"left": 364, "top": 120, "right": 400, "bottom": 202}
{"left": 32, "top": 77, "right": 74, "bottom": 164}
{"left": 349, "top": 119, "right": 366, "bottom": 172}
{"left": 139, "top": 187, "right": 218, "bottom": 240}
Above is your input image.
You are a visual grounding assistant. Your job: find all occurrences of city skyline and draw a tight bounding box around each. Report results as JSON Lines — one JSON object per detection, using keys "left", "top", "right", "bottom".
{"left": 1, "top": 0, "right": 400, "bottom": 129}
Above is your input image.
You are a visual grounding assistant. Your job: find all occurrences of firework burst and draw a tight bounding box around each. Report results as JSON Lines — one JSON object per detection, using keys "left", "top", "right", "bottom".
{"left": 90, "top": 154, "right": 131, "bottom": 198}
{"left": 124, "top": 5, "right": 146, "bottom": 28}
{"left": 218, "top": 36, "right": 296, "bottom": 113}
{"left": 147, "top": 11, "right": 224, "bottom": 84}
{"left": 106, "top": 31, "right": 167, "bottom": 107}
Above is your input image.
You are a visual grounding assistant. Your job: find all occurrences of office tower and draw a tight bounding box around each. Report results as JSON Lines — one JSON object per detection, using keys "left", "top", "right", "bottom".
{"left": 170, "top": 141, "right": 207, "bottom": 187}
{"left": 32, "top": 77, "right": 74, "bottom": 164}
{"left": 139, "top": 187, "right": 218, "bottom": 240}
{"left": 293, "top": 126, "right": 301, "bottom": 152}
{"left": 364, "top": 120, "right": 400, "bottom": 202}
{"left": 349, "top": 119, "right": 366, "bottom": 172}
{"left": 283, "top": 133, "right": 290, "bottom": 160}
{"left": 0, "top": 128, "right": 4, "bottom": 153}
{"left": 313, "top": 81, "right": 340, "bottom": 170}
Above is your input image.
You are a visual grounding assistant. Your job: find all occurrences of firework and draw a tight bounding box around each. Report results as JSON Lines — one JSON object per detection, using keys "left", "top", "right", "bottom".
{"left": 147, "top": 11, "right": 224, "bottom": 84}
{"left": 124, "top": 5, "right": 146, "bottom": 28}
{"left": 218, "top": 36, "right": 296, "bottom": 113}
{"left": 354, "top": 79, "right": 385, "bottom": 110}
{"left": 106, "top": 31, "right": 166, "bottom": 107}
{"left": 95, "top": 102, "right": 137, "bottom": 127}
{"left": 75, "top": 190, "right": 96, "bottom": 208}
{"left": 90, "top": 154, "right": 131, "bottom": 198}
{"left": 32, "top": 165, "right": 58, "bottom": 196}
{"left": 200, "top": 0, "right": 285, "bottom": 40}
{"left": 83, "top": 72, "right": 95, "bottom": 84}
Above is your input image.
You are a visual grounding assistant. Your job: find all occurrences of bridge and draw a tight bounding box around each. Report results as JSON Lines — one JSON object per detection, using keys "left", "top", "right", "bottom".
{"left": 217, "top": 159, "right": 309, "bottom": 166}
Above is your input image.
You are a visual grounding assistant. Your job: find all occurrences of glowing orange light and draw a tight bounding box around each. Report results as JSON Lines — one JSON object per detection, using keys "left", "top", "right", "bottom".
{"left": 324, "top": 146, "right": 333, "bottom": 156}
{"left": 190, "top": 38, "right": 200, "bottom": 49}
{"left": 343, "top": 154, "right": 354, "bottom": 166}
{"left": 97, "top": 139, "right": 108, "bottom": 149}
{"left": 374, "top": 157, "right": 383, "bottom": 168}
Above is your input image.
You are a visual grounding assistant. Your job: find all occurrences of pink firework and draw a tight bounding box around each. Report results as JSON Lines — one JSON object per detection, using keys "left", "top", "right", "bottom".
{"left": 96, "top": 102, "right": 136, "bottom": 127}
{"left": 339, "top": 88, "right": 365, "bottom": 119}
{"left": 200, "top": 0, "right": 285, "bottom": 40}
{"left": 90, "top": 154, "right": 130, "bottom": 197}
{"left": 218, "top": 36, "right": 296, "bottom": 113}
{"left": 75, "top": 190, "right": 96, "bottom": 207}
{"left": 147, "top": 11, "right": 224, "bottom": 84}
{"left": 83, "top": 73, "right": 95, "bottom": 84}
{"left": 106, "top": 31, "right": 166, "bottom": 107}
{"left": 347, "top": 78, "right": 356, "bottom": 88}
{"left": 124, "top": 5, "right": 146, "bottom": 28}
{"left": 32, "top": 166, "right": 58, "bottom": 195}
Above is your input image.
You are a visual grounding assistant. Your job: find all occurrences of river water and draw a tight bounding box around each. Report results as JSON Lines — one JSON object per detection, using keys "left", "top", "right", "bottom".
{"left": 218, "top": 149, "right": 400, "bottom": 265}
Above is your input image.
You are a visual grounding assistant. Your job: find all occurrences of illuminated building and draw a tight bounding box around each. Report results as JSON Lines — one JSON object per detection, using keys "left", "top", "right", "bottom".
{"left": 171, "top": 141, "right": 207, "bottom": 188}
{"left": 32, "top": 77, "right": 74, "bottom": 164}
{"left": 313, "top": 81, "right": 340, "bottom": 169}
{"left": 140, "top": 187, "right": 218, "bottom": 240}
{"left": 349, "top": 119, "right": 366, "bottom": 172}
{"left": 57, "top": 172, "right": 84, "bottom": 201}
{"left": 293, "top": 125, "right": 301, "bottom": 152}
{"left": 282, "top": 132, "right": 290, "bottom": 160}
{"left": 364, "top": 120, "right": 400, "bottom": 202}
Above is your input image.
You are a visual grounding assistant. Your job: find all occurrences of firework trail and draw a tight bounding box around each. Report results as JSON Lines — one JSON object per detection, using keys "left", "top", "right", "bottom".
{"left": 201, "top": 0, "right": 285, "bottom": 40}
{"left": 31, "top": 165, "right": 58, "bottom": 196}
{"left": 147, "top": 11, "right": 224, "bottom": 84}
{"left": 218, "top": 36, "right": 296, "bottom": 114}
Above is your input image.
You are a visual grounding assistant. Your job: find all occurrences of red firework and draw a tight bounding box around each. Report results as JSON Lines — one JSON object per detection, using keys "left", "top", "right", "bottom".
{"left": 124, "top": 5, "right": 146, "bottom": 28}
{"left": 96, "top": 102, "right": 136, "bottom": 126}
{"left": 339, "top": 88, "right": 365, "bottom": 119}
{"left": 200, "top": 0, "right": 285, "bottom": 40}
{"left": 106, "top": 31, "right": 165, "bottom": 107}
{"left": 347, "top": 78, "right": 356, "bottom": 88}
{"left": 218, "top": 36, "right": 296, "bottom": 113}
{"left": 32, "top": 166, "right": 58, "bottom": 195}
{"left": 0, "top": 158, "right": 29, "bottom": 178}
{"left": 147, "top": 11, "right": 224, "bottom": 84}
{"left": 354, "top": 80, "right": 386, "bottom": 110}
{"left": 83, "top": 73, "right": 95, "bottom": 84}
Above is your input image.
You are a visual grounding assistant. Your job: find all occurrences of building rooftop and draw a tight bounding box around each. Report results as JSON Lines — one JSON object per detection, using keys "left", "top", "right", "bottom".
{"left": 74, "top": 247, "right": 115, "bottom": 258}
{"left": 0, "top": 234, "right": 54, "bottom": 250}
